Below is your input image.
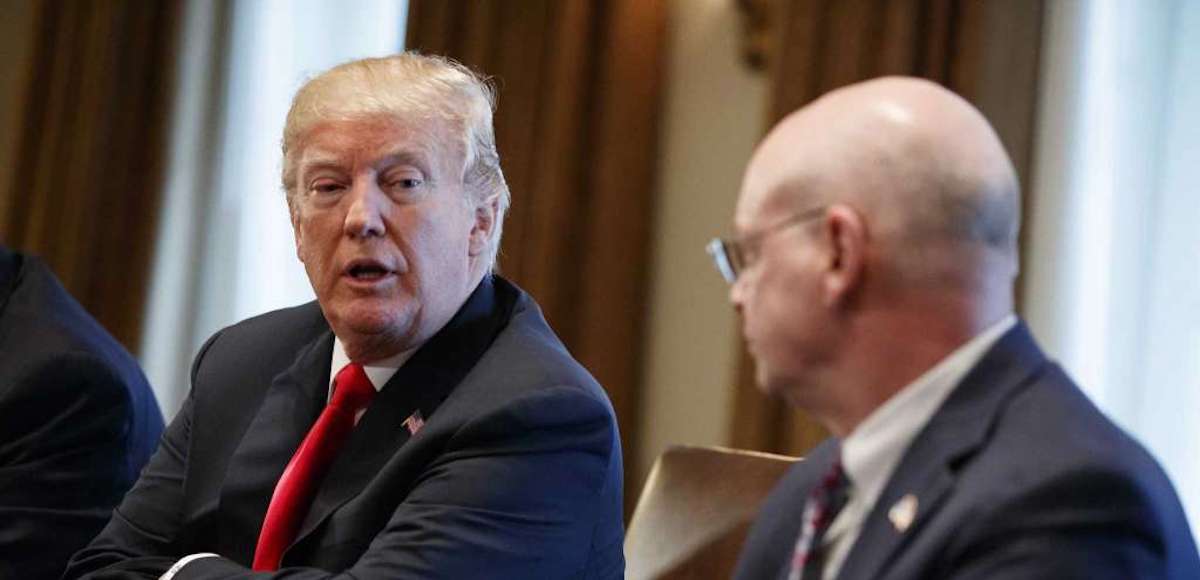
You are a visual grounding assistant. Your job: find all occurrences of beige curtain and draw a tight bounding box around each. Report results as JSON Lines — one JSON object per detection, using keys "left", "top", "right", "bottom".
{"left": 406, "top": 0, "right": 669, "bottom": 512}
{"left": 731, "top": 0, "right": 1046, "bottom": 456}
{"left": 1, "top": 0, "right": 182, "bottom": 352}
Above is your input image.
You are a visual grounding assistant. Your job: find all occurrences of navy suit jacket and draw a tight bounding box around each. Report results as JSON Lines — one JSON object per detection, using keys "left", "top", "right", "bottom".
{"left": 66, "top": 276, "right": 625, "bottom": 579}
{"left": 0, "top": 247, "right": 164, "bottom": 580}
{"left": 735, "top": 322, "right": 1200, "bottom": 580}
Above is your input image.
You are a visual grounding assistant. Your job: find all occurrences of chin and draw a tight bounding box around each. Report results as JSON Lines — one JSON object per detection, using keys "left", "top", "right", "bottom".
{"left": 754, "top": 362, "right": 787, "bottom": 398}
{"left": 335, "top": 300, "right": 417, "bottom": 338}
{"left": 756, "top": 361, "right": 810, "bottom": 404}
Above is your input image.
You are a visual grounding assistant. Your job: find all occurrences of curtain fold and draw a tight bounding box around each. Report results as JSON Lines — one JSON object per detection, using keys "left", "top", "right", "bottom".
{"left": 2, "top": 0, "right": 182, "bottom": 352}
{"left": 1023, "top": 0, "right": 1200, "bottom": 540}
{"left": 731, "top": 0, "right": 1045, "bottom": 456}
{"left": 407, "top": 0, "right": 668, "bottom": 511}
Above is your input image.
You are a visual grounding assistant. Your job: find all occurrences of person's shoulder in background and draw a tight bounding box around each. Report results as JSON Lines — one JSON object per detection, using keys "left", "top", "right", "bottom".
{"left": 0, "top": 247, "right": 164, "bottom": 580}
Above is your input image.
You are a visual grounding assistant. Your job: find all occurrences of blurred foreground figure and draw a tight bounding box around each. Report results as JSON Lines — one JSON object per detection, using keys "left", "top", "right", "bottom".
{"left": 67, "top": 53, "right": 623, "bottom": 579}
{"left": 0, "top": 245, "right": 163, "bottom": 579}
{"left": 710, "top": 77, "right": 1200, "bottom": 580}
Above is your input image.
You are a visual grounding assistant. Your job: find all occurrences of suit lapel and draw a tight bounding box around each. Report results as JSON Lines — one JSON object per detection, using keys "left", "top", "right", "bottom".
{"left": 287, "top": 367, "right": 420, "bottom": 547}
{"left": 836, "top": 323, "right": 1047, "bottom": 580}
{"left": 288, "top": 276, "right": 515, "bottom": 555}
{"left": 216, "top": 330, "right": 333, "bottom": 563}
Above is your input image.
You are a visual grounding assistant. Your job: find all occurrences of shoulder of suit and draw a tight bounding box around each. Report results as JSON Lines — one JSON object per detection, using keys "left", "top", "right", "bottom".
{"left": 960, "top": 367, "right": 1174, "bottom": 506}
{"left": 0, "top": 255, "right": 147, "bottom": 387}
{"left": 219, "top": 300, "right": 327, "bottom": 333}
{"left": 484, "top": 299, "right": 603, "bottom": 392}
{"left": 429, "top": 286, "right": 615, "bottom": 423}
{"left": 206, "top": 301, "right": 327, "bottom": 347}
{"left": 947, "top": 373, "right": 1195, "bottom": 562}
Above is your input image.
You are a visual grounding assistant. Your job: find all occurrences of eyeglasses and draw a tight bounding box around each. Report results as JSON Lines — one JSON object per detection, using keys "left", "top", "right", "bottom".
{"left": 706, "top": 206, "right": 827, "bottom": 284}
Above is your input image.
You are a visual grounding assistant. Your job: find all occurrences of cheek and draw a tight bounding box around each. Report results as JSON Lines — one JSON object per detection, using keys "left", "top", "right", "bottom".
{"left": 750, "top": 264, "right": 816, "bottom": 344}
{"left": 295, "top": 216, "right": 342, "bottom": 283}
{"left": 406, "top": 207, "right": 473, "bottom": 267}
{"left": 747, "top": 267, "right": 790, "bottom": 318}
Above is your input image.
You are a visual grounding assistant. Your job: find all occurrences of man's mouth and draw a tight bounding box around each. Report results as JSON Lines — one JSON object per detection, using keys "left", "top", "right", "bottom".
{"left": 344, "top": 259, "right": 395, "bottom": 281}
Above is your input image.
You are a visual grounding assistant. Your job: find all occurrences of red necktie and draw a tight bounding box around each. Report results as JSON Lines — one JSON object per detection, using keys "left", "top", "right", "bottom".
{"left": 252, "top": 362, "right": 376, "bottom": 570}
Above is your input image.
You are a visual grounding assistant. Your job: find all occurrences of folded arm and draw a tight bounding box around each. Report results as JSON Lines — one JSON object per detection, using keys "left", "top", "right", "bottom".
{"left": 0, "top": 353, "right": 146, "bottom": 579}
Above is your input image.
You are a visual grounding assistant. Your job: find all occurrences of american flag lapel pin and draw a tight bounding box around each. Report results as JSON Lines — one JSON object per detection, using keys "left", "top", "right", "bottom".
{"left": 402, "top": 410, "right": 425, "bottom": 435}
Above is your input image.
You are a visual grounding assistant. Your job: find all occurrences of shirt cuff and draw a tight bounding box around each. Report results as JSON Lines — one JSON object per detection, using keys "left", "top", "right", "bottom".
{"left": 159, "top": 553, "right": 221, "bottom": 580}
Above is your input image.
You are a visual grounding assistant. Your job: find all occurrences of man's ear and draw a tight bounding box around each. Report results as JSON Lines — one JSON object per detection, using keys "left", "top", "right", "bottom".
{"left": 468, "top": 193, "right": 500, "bottom": 256}
{"left": 820, "top": 204, "right": 866, "bottom": 307}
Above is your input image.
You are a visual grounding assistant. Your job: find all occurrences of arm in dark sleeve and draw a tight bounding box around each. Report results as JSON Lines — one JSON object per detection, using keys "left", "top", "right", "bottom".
{"left": 0, "top": 353, "right": 149, "bottom": 580}
{"left": 177, "top": 386, "right": 623, "bottom": 580}
{"left": 64, "top": 334, "right": 224, "bottom": 580}
{"left": 62, "top": 393, "right": 195, "bottom": 579}
{"left": 945, "top": 466, "right": 1186, "bottom": 580}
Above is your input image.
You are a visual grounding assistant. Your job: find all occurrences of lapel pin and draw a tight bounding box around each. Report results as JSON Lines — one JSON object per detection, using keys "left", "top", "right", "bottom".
{"left": 402, "top": 410, "right": 425, "bottom": 435}
{"left": 888, "top": 493, "right": 918, "bottom": 533}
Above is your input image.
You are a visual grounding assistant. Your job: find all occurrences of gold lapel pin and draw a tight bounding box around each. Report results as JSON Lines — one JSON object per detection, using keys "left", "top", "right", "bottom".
{"left": 888, "top": 493, "right": 918, "bottom": 533}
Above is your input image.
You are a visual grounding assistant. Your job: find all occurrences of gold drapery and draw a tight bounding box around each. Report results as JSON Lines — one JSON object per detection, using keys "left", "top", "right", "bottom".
{"left": 2, "top": 0, "right": 182, "bottom": 352}
{"left": 732, "top": 0, "right": 1046, "bottom": 455}
{"left": 407, "top": 0, "right": 669, "bottom": 512}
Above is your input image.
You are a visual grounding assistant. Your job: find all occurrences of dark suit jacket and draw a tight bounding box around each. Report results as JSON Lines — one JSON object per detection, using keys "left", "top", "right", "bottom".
{"left": 735, "top": 322, "right": 1200, "bottom": 580}
{"left": 0, "top": 247, "right": 164, "bottom": 580}
{"left": 65, "top": 276, "right": 625, "bottom": 579}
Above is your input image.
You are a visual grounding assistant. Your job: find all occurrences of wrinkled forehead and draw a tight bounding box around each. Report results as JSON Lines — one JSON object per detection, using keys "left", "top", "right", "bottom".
{"left": 295, "top": 115, "right": 463, "bottom": 173}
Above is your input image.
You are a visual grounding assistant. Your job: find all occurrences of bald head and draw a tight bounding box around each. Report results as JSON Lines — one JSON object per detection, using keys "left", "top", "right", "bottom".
{"left": 739, "top": 77, "right": 1021, "bottom": 287}
{"left": 729, "top": 78, "right": 1022, "bottom": 433}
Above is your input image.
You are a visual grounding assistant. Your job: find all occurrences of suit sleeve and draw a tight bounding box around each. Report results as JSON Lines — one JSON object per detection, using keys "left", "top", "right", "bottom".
{"left": 0, "top": 353, "right": 143, "bottom": 580}
{"left": 944, "top": 466, "right": 1175, "bottom": 580}
{"left": 64, "top": 334, "right": 223, "bottom": 580}
{"left": 175, "top": 386, "right": 622, "bottom": 580}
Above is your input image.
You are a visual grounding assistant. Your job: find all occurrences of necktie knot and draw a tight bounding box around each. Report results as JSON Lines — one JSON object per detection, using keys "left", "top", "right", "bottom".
{"left": 332, "top": 363, "right": 375, "bottom": 412}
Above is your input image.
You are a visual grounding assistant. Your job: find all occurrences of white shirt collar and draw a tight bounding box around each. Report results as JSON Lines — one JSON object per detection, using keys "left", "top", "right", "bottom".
{"left": 327, "top": 337, "right": 414, "bottom": 402}
{"left": 841, "top": 314, "right": 1017, "bottom": 513}
{"left": 818, "top": 314, "right": 1017, "bottom": 580}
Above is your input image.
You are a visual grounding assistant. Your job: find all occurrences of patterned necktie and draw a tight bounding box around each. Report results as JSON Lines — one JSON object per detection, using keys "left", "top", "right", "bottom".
{"left": 788, "top": 456, "right": 850, "bottom": 580}
{"left": 252, "top": 362, "right": 376, "bottom": 570}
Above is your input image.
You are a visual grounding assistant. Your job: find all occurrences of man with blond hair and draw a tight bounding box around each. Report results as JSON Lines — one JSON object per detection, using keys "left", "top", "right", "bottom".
{"left": 67, "top": 53, "right": 624, "bottom": 579}
{"left": 715, "top": 77, "right": 1199, "bottom": 579}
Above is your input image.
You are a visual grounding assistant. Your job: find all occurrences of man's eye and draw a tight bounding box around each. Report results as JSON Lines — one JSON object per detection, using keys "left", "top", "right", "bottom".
{"left": 387, "top": 177, "right": 424, "bottom": 190}
{"left": 309, "top": 180, "right": 345, "bottom": 195}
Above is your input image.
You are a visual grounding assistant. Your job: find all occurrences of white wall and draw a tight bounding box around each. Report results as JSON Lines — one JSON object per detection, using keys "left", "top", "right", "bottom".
{"left": 142, "top": 0, "right": 407, "bottom": 417}
{"left": 636, "top": 0, "right": 767, "bottom": 485}
{"left": 1023, "top": 0, "right": 1200, "bottom": 539}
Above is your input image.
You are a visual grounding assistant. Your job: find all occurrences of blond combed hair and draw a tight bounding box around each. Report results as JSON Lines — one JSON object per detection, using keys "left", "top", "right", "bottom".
{"left": 281, "top": 52, "right": 510, "bottom": 271}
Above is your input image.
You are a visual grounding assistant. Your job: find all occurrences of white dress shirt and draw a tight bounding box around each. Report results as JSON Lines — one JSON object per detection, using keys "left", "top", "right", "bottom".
{"left": 160, "top": 338, "right": 412, "bottom": 579}
{"left": 327, "top": 337, "right": 411, "bottom": 422}
{"left": 819, "top": 315, "right": 1017, "bottom": 580}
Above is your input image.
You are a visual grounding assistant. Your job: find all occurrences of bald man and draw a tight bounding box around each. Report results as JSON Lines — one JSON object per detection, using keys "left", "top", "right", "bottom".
{"left": 713, "top": 77, "right": 1200, "bottom": 580}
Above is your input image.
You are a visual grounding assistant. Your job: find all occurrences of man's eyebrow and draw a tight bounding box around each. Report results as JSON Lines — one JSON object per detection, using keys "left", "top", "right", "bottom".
{"left": 375, "top": 150, "right": 432, "bottom": 172}
{"left": 296, "top": 147, "right": 437, "bottom": 179}
{"left": 297, "top": 151, "right": 348, "bottom": 173}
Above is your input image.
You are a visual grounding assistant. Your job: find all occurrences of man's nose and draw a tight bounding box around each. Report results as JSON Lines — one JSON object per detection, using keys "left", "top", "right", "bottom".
{"left": 344, "top": 180, "right": 386, "bottom": 238}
